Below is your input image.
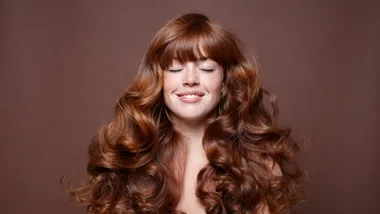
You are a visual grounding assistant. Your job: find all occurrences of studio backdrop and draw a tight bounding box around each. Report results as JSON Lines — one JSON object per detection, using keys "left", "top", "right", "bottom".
{"left": 1, "top": 1, "right": 379, "bottom": 214}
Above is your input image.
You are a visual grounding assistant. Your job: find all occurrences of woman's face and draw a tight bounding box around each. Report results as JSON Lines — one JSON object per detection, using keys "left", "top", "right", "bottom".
{"left": 163, "top": 58, "right": 224, "bottom": 123}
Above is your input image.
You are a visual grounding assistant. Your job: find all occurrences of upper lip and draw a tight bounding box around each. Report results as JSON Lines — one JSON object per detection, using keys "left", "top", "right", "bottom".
{"left": 176, "top": 91, "right": 205, "bottom": 96}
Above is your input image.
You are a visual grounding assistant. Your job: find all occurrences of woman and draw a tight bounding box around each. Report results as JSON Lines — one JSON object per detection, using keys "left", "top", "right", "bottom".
{"left": 62, "top": 13, "right": 304, "bottom": 214}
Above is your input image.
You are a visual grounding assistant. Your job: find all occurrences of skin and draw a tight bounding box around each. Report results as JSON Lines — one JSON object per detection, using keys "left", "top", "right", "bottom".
{"left": 163, "top": 58, "right": 224, "bottom": 141}
{"left": 162, "top": 58, "right": 272, "bottom": 214}
{"left": 163, "top": 58, "right": 224, "bottom": 213}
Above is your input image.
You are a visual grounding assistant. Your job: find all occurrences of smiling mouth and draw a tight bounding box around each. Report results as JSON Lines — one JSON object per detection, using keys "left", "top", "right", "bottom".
{"left": 175, "top": 91, "right": 205, "bottom": 97}
{"left": 176, "top": 93, "right": 204, "bottom": 103}
{"left": 177, "top": 94, "right": 202, "bottom": 98}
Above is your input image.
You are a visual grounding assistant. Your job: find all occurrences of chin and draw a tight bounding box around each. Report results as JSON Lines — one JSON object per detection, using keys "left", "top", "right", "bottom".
{"left": 178, "top": 115, "right": 207, "bottom": 122}
{"left": 176, "top": 111, "right": 216, "bottom": 122}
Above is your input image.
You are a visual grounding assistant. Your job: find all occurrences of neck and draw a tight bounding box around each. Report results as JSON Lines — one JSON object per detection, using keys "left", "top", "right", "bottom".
{"left": 170, "top": 116, "right": 208, "bottom": 153}
{"left": 168, "top": 109, "right": 217, "bottom": 153}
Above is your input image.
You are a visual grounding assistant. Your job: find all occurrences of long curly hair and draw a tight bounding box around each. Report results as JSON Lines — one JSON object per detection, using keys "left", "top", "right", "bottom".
{"left": 61, "top": 13, "right": 304, "bottom": 214}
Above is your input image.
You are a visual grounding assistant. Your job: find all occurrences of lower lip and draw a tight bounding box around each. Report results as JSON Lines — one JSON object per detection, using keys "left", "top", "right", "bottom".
{"left": 177, "top": 95, "right": 203, "bottom": 103}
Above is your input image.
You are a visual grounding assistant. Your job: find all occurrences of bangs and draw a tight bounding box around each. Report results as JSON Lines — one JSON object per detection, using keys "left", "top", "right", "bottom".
{"left": 159, "top": 24, "right": 240, "bottom": 69}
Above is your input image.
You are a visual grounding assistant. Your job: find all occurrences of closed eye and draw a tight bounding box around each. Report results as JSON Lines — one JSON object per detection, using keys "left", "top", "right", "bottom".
{"left": 200, "top": 69, "right": 214, "bottom": 72}
{"left": 168, "top": 69, "right": 183, "bottom": 72}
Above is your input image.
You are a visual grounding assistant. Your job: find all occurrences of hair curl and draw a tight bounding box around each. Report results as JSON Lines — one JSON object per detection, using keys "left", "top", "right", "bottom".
{"left": 61, "top": 13, "right": 304, "bottom": 214}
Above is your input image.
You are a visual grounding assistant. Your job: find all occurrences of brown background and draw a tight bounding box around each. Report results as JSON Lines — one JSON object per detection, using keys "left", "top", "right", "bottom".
{"left": 1, "top": 1, "right": 379, "bottom": 214}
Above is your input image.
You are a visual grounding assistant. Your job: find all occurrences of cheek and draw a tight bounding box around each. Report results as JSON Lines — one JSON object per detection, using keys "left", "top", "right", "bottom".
{"left": 163, "top": 75, "right": 177, "bottom": 94}
{"left": 204, "top": 73, "right": 224, "bottom": 93}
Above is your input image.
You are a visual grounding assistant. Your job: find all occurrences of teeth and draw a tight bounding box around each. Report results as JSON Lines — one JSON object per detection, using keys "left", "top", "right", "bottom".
{"left": 183, "top": 95, "right": 199, "bottom": 98}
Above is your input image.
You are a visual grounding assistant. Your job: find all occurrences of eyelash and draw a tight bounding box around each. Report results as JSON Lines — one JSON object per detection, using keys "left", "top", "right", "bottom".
{"left": 168, "top": 69, "right": 183, "bottom": 72}
{"left": 200, "top": 69, "right": 214, "bottom": 72}
{"left": 167, "top": 69, "right": 214, "bottom": 72}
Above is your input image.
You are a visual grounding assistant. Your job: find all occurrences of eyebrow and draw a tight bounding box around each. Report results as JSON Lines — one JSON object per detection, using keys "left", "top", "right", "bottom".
{"left": 195, "top": 57, "right": 216, "bottom": 66}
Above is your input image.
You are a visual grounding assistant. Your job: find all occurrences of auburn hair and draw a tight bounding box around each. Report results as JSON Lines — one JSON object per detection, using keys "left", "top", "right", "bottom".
{"left": 61, "top": 13, "right": 304, "bottom": 214}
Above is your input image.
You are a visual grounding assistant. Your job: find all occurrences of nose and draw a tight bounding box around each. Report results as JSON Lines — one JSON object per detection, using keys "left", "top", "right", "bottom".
{"left": 182, "top": 65, "right": 200, "bottom": 86}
